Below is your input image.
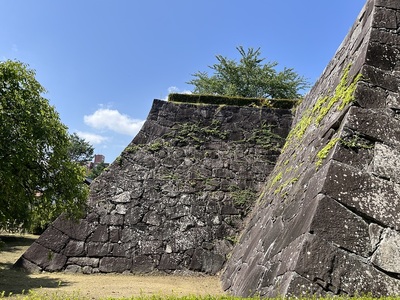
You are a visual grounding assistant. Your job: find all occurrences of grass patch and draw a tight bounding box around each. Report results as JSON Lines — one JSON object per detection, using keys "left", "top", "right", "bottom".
{"left": 168, "top": 93, "right": 298, "bottom": 109}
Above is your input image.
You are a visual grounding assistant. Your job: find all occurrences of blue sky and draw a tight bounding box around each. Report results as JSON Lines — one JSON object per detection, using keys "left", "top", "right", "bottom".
{"left": 1, "top": 0, "right": 365, "bottom": 163}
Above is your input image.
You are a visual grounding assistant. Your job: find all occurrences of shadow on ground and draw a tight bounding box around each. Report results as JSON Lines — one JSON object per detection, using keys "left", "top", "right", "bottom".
{"left": 0, "top": 235, "right": 70, "bottom": 296}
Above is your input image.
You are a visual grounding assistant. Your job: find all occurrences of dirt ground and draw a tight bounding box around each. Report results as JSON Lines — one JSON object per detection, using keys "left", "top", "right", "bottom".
{"left": 0, "top": 233, "right": 225, "bottom": 299}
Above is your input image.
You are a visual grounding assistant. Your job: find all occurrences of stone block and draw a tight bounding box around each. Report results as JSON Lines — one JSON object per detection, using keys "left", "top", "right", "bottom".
{"left": 345, "top": 107, "right": 400, "bottom": 146}
{"left": 124, "top": 206, "right": 145, "bottom": 226}
{"left": 159, "top": 253, "right": 183, "bottom": 270}
{"left": 372, "top": 7, "right": 398, "bottom": 29}
{"left": 109, "top": 227, "right": 121, "bottom": 243}
{"left": 63, "top": 240, "right": 85, "bottom": 257}
{"left": 112, "top": 243, "right": 132, "bottom": 257}
{"left": 13, "top": 257, "right": 42, "bottom": 273}
{"left": 331, "top": 139, "right": 374, "bottom": 170}
{"left": 131, "top": 255, "right": 156, "bottom": 273}
{"left": 52, "top": 215, "right": 94, "bottom": 241}
{"left": 88, "top": 224, "right": 108, "bottom": 242}
{"left": 143, "top": 211, "right": 161, "bottom": 226}
{"left": 371, "top": 28, "right": 400, "bottom": 46}
{"left": 99, "top": 257, "right": 132, "bottom": 273}
{"left": 67, "top": 257, "right": 99, "bottom": 267}
{"left": 366, "top": 42, "right": 399, "bottom": 71}
{"left": 189, "top": 248, "right": 225, "bottom": 275}
{"left": 355, "top": 82, "right": 387, "bottom": 108}
{"left": 372, "top": 143, "right": 400, "bottom": 184}
{"left": 65, "top": 265, "right": 82, "bottom": 273}
{"left": 87, "top": 242, "right": 112, "bottom": 257}
{"left": 310, "top": 195, "right": 370, "bottom": 256}
{"left": 140, "top": 240, "right": 162, "bottom": 255}
{"left": 111, "top": 191, "right": 131, "bottom": 203}
{"left": 361, "top": 65, "right": 400, "bottom": 92}
{"left": 371, "top": 228, "right": 400, "bottom": 273}
{"left": 294, "top": 234, "right": 400, "bottom": 295}
{"left": 35, "top": 226, "right": 69, "bottom": 253}
{"left": 375, "top": 0, "right": 400, "bottom": 9}
{"left": 322, "top": 160, "right": 400, "bottom": 229}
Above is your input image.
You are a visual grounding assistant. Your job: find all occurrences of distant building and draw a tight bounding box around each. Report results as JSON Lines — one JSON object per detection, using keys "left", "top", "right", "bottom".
{"left": 93, "top": 154, "right": 105, "bottom": 168}
{"left": 87, "top": 154, "right": 108, "bottom": 172}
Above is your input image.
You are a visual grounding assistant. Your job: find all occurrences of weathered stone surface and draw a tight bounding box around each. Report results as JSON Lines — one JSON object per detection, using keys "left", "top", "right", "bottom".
{"left": 371, "top": 228, "right": 400, "bottom": 273}
{"left": 131, "top": 255, "right": 157, "bottom": 273}
{"left": 309, "top": 195, "right": 370, "bottom": 257}
{"left": 15, "top": 0, "right": 400, "bottom": 295}
{"left": 371, "top": 143, "right": 400, "bottom": 183}
{"left": 99, "top": 257, "right": 132, "bottom": 273}
{"left": 223, "top": 0, "right": 400, "bottom": 296}
{"left": 63, "top": 240, "right": 85, "bottom": 257}
{"left": 52, "top": 216, "right": 95, "bottom": 241}
{"left": 21, "top": 242, "right": 67, "bottom": 272}
{"left": 17, "top": 97, "right": 291, "bottom": 275}
{"left": 35, "top": 226, "right": 69, "bottom": 253}
{"left": 65, "top": 265, "right": 82, "bottom": 273}
{"left": 295, "top": 235, "right": 400, "bottom": 296}
{"left": 322, "top": 160, "right": 400, "bottom": 230}
{"left": 14, "top": 257, "right": 42, "bottom": 273}
{"left": 67, "top": 257, "right": 99, "bottom": 267}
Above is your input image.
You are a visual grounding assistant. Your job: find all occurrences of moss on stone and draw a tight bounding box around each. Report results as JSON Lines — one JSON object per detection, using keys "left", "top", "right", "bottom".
{"left": 315, "top": 137, "right": 340, "bottom": 168}
{"left": 282, "top": 64, "right": 362, "bottom": 153}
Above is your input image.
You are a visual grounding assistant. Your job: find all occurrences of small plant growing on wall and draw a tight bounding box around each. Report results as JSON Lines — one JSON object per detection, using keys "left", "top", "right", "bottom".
{"left": 230, "top": 186, "right": 257, "bottom": 215}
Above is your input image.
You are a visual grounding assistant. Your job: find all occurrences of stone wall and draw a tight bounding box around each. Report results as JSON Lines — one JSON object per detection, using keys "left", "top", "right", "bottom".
{"left": 222, "top": 0, "right": 400, "bottom": 296}
{"left": 15, "top": 99, "right": 292, "bottom": 275}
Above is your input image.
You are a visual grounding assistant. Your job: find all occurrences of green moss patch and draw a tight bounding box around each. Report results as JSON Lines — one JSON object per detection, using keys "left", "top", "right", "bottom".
{"left": 282, "top": 64, "right": 362, "bottom": 152}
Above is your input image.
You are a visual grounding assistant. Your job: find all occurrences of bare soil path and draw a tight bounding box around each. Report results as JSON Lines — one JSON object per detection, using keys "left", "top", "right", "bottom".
{"left": 0, "top": 233, "right": 224, "bottom": 299}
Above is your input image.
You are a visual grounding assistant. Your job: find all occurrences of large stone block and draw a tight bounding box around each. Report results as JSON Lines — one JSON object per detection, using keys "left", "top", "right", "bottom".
{"left": 371, "top": 228, "right": 400, "bottom": 273}
{"left": 63, "top": 240, "right": 85, "bottom": 257}
{"left": 309, "top": 195, "right": 370, "bottom": 257}
{"left": 223, "top": 0, "right": 400, "bottom": 296}
{"left": 322, "top": 160, "right": 400, "bottom": 230}
{"left": 371, "top": 143, "right": 400, "bottom": 184}
{"left": 99, "top": 257, "right": 132, "bottom": 273}
{"left": 35, "top": 226, "right": 69, "bottom": 253}
{"left": 22, "top": 242, "right": 67, "bottom": 272}
{"left": 294, "top": 235, "right": 400, "bottom": 295}
{"left": 52, "top": 215, "right": 95, "bottom": 241}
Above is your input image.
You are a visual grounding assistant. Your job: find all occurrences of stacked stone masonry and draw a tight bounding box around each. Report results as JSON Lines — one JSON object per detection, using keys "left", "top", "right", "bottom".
{"left": 15, "top": 0, "right": 400, "bottom": 296}
{"left": 222, "top": 0, "right": 400, "bottom": 296}
{"left": 16, "top": 100, "right": 292, "bottom": 275}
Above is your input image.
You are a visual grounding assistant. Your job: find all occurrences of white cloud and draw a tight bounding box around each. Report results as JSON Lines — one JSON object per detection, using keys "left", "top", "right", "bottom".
{"left": 84, "top": 108, "right": 145, "bottom": 136}
{"left": 168, "top": 86, "right": 192, "bottom": 94}
{"left": 164, "top": 86, "right": 192, "bottom": 100}
{"left": 76, "top": 131, "right": 108, "bottom": 145}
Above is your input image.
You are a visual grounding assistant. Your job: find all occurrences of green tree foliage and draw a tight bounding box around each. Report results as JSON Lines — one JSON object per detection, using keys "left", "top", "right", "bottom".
{"left": 0, "top": 60, "right": 89, "bottom": 232}
{"left": 188, "top": 46, "right": 309, "bottom": 99}
{"left": 68, "top": 133, "right": 94, "bottom": 165}
{"left": 88, "top": 162, "right": 108, "bottom": 180}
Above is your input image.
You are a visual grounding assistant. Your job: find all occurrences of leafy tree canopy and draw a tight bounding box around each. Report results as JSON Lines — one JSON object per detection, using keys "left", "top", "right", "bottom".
{"left": 0, "top": 60, "right": 89, "bottom": 232}
{"left": 68, "top": 133, "right": 94, "bottom": 165}
{"left": 187, "top": 46, "right": 309, "bottom": 99}
{"left": 88, "top": 162, "right": 108, "bottom": 180}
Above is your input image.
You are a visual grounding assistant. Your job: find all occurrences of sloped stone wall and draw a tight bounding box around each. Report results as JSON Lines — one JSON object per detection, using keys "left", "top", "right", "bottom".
{"left": 222, "top": 0, "right": 400, "bottom": 296}
{"left": 16, "top": 100, "right": 292, "bottom": 275}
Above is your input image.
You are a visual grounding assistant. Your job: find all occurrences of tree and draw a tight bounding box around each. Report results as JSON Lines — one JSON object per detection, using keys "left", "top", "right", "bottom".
{"left": 68, "top": 133, "right": 94, "bottom": 165}
{"left": 187, "top": 46, "right": 309, "bottom": 99}
{"left": 88, "top": 162, "right": 108, "bottom": 180}
{"left": 0, "top": 60, "right": 89, "bottom": 232}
